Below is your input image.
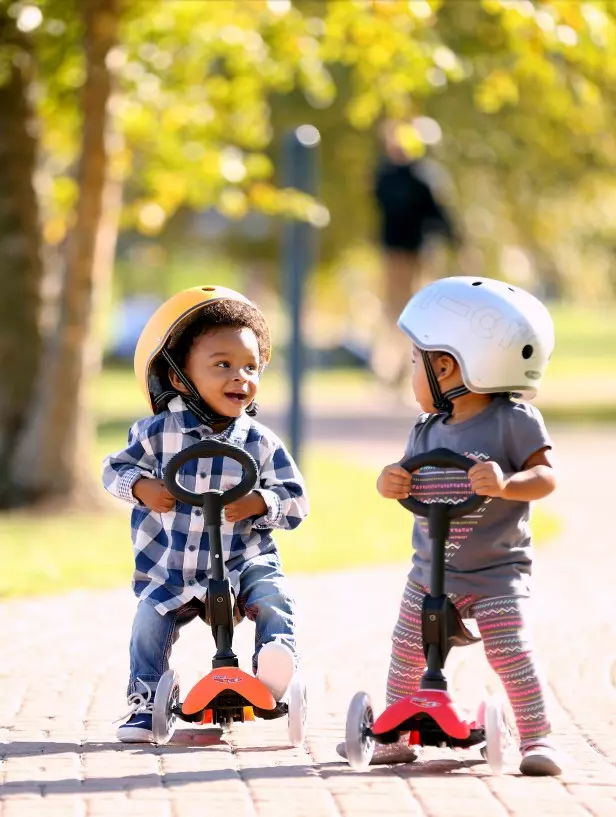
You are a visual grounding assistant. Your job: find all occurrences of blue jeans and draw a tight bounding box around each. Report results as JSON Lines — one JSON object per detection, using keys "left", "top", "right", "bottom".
{"left": 127, "top": 553, "right": 296, "bottom": 695}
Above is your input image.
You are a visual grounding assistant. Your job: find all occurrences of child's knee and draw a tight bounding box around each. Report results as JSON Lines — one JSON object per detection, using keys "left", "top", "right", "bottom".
{"left": 243, "top": 587, "right": 296, "bottom": 623}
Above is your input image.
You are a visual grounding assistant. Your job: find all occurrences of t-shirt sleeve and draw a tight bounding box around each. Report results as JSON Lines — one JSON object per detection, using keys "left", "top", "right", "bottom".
{"left": 507, "top": 401, "right": 553, "bottom": 472}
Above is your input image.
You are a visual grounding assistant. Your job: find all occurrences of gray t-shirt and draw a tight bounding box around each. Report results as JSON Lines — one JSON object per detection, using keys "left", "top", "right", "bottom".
{"left": 403, "top": 396, "right": 552, "bottom": 597}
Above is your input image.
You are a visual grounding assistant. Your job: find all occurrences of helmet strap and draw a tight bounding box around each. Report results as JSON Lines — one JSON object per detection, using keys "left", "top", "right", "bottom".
{"left": 159, "top": 348, "right": 259, "bottom": 427}
{"left": 420, "top": 350, "right": 469, "bottom": 415}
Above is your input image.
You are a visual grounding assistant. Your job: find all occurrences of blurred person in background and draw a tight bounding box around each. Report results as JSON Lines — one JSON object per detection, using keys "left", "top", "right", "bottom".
{"left": 371, "top": 120, "right": 460, "bottom": 390}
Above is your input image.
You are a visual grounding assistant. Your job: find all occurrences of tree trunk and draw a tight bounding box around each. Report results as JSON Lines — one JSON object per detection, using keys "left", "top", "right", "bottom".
{"left": 9, "top": 0, "right": 121, "bottom": 507}
{"left": 0, "top": 13, "right": 44, "bottom": 505}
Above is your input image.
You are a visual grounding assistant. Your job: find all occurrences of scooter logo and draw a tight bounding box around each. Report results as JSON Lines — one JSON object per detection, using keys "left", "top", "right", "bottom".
{"left": 410, "top": 696, "right": 441, "bottom": 709}
{"left": 212, "top": 674, "right": 240, "bottom": 684}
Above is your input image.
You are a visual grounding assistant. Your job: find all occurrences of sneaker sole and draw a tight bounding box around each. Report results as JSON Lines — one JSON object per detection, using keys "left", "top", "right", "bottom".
{"left": 116, "top": 726, "right": 154, "bottom": 743}
{"left": 519, "top": 755, "right": 562, "bottom": 776}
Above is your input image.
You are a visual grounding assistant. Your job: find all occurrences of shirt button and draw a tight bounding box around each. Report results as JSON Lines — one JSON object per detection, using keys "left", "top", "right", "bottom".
{"left": 188, "top": 579, "right": 196, "bottom": 586}
{"left": 188, "top": 545, "right": 196, "bottom": 552}
{"left": 195, "top": 509, "right": 201, "bottom": 516}
{"left": 200, "top": 472, "right": 206, "bottom": 478}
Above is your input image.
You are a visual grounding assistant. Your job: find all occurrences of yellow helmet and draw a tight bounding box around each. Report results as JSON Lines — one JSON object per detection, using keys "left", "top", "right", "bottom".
{"left": 134, "top": 285, "right": 272, "bottom": 414}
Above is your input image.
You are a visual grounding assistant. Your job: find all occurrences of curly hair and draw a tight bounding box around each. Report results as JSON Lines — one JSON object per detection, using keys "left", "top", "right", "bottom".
{"left": 167, "top": 298, "right": 271, "bottom": 370}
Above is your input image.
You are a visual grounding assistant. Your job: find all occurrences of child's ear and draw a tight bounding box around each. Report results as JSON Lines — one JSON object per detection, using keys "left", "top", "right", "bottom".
{"left": 436, "top": 354, "right": 457, "bottom": 382}
{"left": 169, "top": 368, "right": 190, "bottom": 394}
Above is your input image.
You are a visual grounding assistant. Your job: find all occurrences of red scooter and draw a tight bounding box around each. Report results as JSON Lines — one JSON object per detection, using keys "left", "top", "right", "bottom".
{"left": 344, "top": 449, "right": 509, "bottom": 773}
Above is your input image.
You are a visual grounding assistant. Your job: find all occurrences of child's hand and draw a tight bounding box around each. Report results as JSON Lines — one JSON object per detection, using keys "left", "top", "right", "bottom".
{"left": 468, "top": 460, "right": 507, "bottom": 498}
{"left": 132, "top": 478, "right": 176, "bottom": 512}
{"left": 377, "top": 463, "right": 412, "bottom": 499}
{"left": 225, "top": 491, "right": 267, "bottom": 523}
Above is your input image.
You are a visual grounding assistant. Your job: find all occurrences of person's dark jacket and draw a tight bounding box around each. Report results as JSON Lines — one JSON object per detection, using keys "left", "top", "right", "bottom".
{"left": 374, "top": 159, "right": 458, "bottom": 252}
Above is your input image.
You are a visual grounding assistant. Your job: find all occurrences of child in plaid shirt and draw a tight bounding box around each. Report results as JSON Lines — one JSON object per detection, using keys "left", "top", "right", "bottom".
{"left": 103, "top": 286, "right": 309, "bottom": 742}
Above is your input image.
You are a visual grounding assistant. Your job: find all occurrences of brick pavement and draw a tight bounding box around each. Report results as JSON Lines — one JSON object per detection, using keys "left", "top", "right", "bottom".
{"left": 1, "top": 425, "right": 615, "bottom": 816}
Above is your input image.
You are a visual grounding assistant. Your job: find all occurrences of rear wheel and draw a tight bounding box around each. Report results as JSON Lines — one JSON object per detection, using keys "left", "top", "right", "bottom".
{"left": 152, "top": 670, "right": 180, "bottom": 745}
{"left": 345, "top": 692, "right": 375, "bottom": 771}
{"left": 287, "top": 675, "right": 307, "bottom": 747}
{"left": 484, "top": 696, "right": 506, "bottom": 774}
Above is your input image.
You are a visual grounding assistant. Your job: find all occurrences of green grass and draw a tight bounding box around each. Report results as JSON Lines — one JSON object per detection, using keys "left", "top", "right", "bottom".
{"left": 1, "top": 447, "right": 560, "bottom": 599}
{"left": 275, "top": 451, "right": 561, "bottom": 574}
{"left": 93, "top": 363, "right": 375, "bottom": 425}
{"left": 96, "top": 304, "right": 616, "bottom": 426}
{"left": 5, "top": 302, "right": 606, "bottom": 599}
{"left": 549, "top": 304, "right": 616, "bottom": 368}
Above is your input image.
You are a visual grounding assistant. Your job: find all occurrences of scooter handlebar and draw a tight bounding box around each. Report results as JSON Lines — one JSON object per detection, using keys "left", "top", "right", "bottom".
{"left": 397, "top": 448, "right": 485, "bottom": 519}
{"left": 164, "top": 440, "right": 258, "bottom": 508}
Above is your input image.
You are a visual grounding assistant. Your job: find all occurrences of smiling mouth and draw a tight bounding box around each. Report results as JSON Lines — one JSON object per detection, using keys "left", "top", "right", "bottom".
{"left": 224, "top": 392, "right": 248, "bottom": 404}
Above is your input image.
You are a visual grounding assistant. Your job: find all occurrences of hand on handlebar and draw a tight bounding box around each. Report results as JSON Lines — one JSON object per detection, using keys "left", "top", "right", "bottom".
{"left": 377, "top": 463, "right": 412, "bottom": 500}
{"left": 132, "top": 478, "right": 176, "bottom": 513}
{"left": 224, "top": 491, "right": 267, "bottom": 523}
{"left": 468, "top": 460, "right": 507, "bottom": 498}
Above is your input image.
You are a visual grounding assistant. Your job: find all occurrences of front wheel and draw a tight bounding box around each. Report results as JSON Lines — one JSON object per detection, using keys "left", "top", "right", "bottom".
{"left": 484, "top": 695, "right": 506, "bottom": 774}
{"left": 152, "top": 669, "right": 180, "bottom": 745}
{"left": 345, "top": 691, "right": 375, "bottom": 771}
{"left": 287, "top": 675, "right": 307, "bottom": 747}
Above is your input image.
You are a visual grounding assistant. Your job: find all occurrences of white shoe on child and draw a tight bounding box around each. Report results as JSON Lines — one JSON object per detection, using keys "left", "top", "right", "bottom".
{"left": 519, "top": 740, "right": 562, "bottom": 776}
{"left": 256, "top": 641, "right": 295, "bottom": 701}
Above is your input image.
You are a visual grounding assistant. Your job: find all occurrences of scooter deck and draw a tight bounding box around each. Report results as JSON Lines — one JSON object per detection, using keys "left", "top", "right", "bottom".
{"left": 182, "top": 667, "right": 277, "bottom": 715}
{"left": 372, "top": 689, "right": 471, "bottom": 741}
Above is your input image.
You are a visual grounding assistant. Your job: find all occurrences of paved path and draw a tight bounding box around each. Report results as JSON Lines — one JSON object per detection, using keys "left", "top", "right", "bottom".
{"left": 2, "top": 416, "right": 616, "bottom": 817}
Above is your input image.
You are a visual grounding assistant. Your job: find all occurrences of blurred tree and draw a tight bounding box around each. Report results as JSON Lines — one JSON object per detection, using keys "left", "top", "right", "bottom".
{"left": 0, "top": 5, "right": 43, "bottom": 493}
{"left": 1, "top": 0, "right": 120, "bottom": 507}
{"left": 2, "top": 0, "right": 616, "bottom": 508}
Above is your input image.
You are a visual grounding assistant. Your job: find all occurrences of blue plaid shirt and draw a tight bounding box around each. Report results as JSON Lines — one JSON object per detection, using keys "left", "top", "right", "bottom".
{"left": 102, "top": 396, "right": 309, "bottom": 613}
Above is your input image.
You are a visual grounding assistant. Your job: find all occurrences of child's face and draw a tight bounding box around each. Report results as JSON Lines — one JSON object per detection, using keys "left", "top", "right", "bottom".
{"left": 411, "top": 344, "right": 461, "bottom": 413}
{"left": 411, "top": 345, "right": 436, "bottom": 414}
{"left": 181, "top": 326, "right": 261, "bottom": 417}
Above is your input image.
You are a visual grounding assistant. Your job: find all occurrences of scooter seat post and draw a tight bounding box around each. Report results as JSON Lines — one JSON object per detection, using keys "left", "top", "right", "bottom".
{"left": 428, "top": 504, "right": 450, "bottom": 599}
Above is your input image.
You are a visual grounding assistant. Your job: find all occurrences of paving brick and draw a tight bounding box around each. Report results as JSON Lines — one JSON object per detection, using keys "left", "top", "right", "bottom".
{"left": 1, "top": 428, "right": 615, "bottom": 816}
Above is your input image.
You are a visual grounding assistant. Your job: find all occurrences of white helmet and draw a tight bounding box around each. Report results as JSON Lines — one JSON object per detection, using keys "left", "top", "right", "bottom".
{"left": 397, "top": 276, "right": 554, "bottom": 399}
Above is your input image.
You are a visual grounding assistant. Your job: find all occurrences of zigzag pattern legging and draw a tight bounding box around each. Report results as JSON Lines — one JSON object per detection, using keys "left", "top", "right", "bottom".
{"left": 387, "top": 579, "right": 551, "bottom": 744}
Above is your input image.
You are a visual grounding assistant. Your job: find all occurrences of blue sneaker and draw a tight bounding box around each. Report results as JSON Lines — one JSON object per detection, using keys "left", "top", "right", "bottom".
{"left": 116, "top": 685, "right": 154, "bottom": 743}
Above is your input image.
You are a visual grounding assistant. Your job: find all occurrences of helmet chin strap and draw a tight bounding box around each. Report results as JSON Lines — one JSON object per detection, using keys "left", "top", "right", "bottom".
{"left": 156, "top": 348, "right": 259, "bottom": 427}
{"left": 420, "top": 350, "right": 469, "bottom": 415}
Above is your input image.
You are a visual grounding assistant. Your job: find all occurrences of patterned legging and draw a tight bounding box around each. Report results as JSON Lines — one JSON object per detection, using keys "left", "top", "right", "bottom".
{"left": 387, "top": 579, "right": 551, "bottom": 744}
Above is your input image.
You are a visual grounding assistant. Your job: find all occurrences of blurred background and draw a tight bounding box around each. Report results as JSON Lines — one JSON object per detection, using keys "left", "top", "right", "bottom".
{"left": 1, "top": 0, "right": 615, "bottom": 598}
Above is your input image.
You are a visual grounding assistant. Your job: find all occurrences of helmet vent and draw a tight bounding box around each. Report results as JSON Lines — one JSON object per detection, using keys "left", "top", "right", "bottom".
{"left": 508, "top": 286, "right": 515, "bottom": 292}
{"left": 471, "top": 281, "right": 482, "bottom": 286}
{"left": 522, "top": 344, "right": 533, "bottom": 359}
{"left": 202, "top": 287, "right": 216, "bottom": 292}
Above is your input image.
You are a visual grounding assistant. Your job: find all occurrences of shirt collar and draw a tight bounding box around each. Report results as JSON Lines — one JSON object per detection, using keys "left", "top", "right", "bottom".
{"left": 167, "top": 395, "right": 251, "bottom": 448}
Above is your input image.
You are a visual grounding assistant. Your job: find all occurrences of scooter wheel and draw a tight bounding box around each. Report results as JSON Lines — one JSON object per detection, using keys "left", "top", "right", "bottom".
{"left": 345, "top": 691, "right": 375, "bottom": 771}
{"left": 287, "top": 675, "right": 307, "bottom": 747}
{"left": 152, "top": 669, "right": 180, "bottom": 745}
{"left": 484, "top": 695, "right": 506, "bottom": 774}
{"left": 476, "top": 699, "right": 486, "bottom": 728}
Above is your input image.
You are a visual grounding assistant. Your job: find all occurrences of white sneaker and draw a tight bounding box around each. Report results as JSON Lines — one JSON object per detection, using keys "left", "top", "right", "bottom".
{"left": 115, "top": 685, "right": 155, "bottom": 743}
{"left": 519, "top": 740, "right": 562, "bottom": 776}
{"left": 256, "top": 641, "right": 295, "bottom": 701}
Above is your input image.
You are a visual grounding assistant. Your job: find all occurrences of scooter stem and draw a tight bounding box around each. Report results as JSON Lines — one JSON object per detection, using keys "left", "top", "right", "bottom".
{"left": 202, "top": 493, "right": 225, "bottom": 581}
{"left": 428, "top": 504, "right": 451, "bottom": 598}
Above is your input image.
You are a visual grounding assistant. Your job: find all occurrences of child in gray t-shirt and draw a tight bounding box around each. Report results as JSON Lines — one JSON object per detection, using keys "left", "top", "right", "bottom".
{"left": 375, "top": 277, "right": 559, "bottom": 775}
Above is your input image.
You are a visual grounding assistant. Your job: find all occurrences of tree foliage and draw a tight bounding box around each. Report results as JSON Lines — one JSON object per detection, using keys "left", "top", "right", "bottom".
{"left": 2, "top": 0, "right": 616, "bottom": 507}
{"left": 22, "top": 0, "right": 616, "bottom": 250}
